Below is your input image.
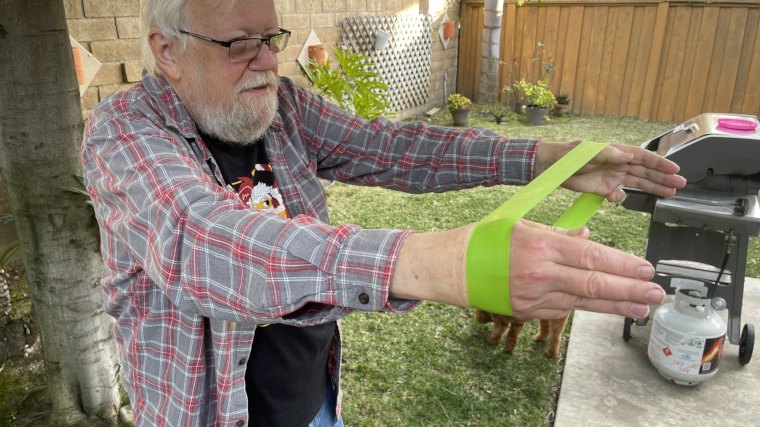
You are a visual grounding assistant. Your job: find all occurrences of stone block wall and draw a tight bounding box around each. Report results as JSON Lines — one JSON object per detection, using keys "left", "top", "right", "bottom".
{"left": 64, "top": 0, "right": 460, "bottom": 119}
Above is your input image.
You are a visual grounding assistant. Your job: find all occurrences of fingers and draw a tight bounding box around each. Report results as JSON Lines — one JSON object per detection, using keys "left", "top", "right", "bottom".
{"left": 517, "top": 294, "right": 654, "bottom": 320}
{"left": 597, "top": 145, "right": 687, "bottom": 197}
{"left": 605, "top": 187, "right": 627, "bottom": 203}
{"left": 508, "top": 221, "right": 665, "bottom": 320}
{"left": 571, "top": 297, "right": 653, "bottom": 319}
{"left": 592, "top": 144, "right": 634, "bottom": 166}
{"left": 612, "top": 144, "right": 681, "bottom": 174}
{"left": 550, "top": 232, "right": 656, "bottom": 281}
{"left": 621, "top": 163, "right": 687, "bottom": 196}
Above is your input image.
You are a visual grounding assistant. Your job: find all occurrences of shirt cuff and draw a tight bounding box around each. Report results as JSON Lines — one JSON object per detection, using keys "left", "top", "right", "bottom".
{"left": 333, "top": 228, "right": 418, "bottom": 313}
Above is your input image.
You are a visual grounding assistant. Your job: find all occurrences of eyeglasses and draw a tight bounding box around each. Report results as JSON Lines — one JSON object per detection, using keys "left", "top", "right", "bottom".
{"left": 179, "top": 28, "right": 291, "bottom": 60}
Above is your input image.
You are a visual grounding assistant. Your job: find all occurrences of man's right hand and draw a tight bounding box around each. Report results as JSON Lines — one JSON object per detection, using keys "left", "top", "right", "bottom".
{"left": 506, "top": 219, "right": 664, "bottom": 319}
{"left": 390, "top": 219, "right": 665, "bottom": 319}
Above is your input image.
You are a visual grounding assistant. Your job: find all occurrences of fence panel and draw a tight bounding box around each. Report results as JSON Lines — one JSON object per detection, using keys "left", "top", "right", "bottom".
{"left": 461, "top": 0, "right": 760, "bottom": 122}
{"left": 457, "top": 2, "right": 485, "bottom": 100}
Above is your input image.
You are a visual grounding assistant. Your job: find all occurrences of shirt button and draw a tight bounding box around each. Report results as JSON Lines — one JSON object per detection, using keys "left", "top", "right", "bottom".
{"left": 236, "top": 420, "right": 245, "bottom": 427}
{"left": 238, "top": 358, "right": 247, "bottom": 366}
{"left": 358, "top": 292, "right": 370, "bottom": 304}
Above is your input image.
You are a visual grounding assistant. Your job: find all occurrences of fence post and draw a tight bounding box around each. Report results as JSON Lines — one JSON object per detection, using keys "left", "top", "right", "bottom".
{"left": 479, "top": 0, "right": 505, "bottom": 103}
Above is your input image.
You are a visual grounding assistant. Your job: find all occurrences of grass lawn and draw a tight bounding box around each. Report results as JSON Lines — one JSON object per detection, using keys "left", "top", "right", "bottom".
{"left": 332, "top": 109, "right": 760, "bottom": 426}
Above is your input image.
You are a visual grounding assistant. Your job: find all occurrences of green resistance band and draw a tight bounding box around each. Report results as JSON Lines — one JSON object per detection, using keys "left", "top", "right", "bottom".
{"left": 465, "top": 141, "right": 609, "bottom": 315}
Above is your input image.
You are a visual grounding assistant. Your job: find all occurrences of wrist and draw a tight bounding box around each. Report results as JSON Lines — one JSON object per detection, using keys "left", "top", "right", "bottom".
{"left": 534, "top": 140, "right": 578, "bottom": 178}
{"left": 390, "top": 224, "right": 473, "bottom": 307}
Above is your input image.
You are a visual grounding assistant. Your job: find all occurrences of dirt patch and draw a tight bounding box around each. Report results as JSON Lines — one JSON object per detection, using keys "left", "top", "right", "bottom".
{"left": 0, "top": 266, "right": 50, "bottom": 427}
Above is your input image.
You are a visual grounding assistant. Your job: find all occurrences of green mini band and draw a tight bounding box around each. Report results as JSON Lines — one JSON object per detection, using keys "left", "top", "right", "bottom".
{"left": 465, "top": 141, "right": 609, "bottom": 315}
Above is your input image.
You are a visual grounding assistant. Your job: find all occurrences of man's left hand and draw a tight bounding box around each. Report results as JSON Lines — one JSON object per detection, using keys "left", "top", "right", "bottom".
{"left": 535, "top": 140, "right": 687, "bottom": 202}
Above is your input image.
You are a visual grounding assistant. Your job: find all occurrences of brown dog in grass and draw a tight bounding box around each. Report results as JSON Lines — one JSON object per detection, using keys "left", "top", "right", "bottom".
{"left": 474, "top": 309, "right": 570, "bottom": 359}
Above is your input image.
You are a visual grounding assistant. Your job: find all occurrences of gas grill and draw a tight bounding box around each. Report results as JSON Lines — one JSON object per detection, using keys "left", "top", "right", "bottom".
{"left": 621, "top": 113, "right": 759, "bottom": 365}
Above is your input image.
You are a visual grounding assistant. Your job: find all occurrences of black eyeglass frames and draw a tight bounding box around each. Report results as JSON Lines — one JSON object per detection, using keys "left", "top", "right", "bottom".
{"left": 178, "top": 28, "right": 291, "bottom": 60}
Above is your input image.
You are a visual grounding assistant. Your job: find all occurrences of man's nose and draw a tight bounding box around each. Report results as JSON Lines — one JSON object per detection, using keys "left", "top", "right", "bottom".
{"left": 247, "top": 44, "right": 278, "bottom": 71}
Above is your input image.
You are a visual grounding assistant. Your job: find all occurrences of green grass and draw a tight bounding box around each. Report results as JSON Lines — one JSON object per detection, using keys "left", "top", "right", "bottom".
{"left": 332, "top": 110, "right": 760, "bottom": 426}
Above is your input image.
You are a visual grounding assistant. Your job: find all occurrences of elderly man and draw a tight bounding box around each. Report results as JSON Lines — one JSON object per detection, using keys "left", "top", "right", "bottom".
{"left": 81, "top": 0, "right": 685, "bottom": 426}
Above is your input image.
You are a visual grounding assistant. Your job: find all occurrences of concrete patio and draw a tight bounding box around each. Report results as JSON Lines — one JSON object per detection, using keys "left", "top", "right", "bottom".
{"left": 555, "top": 277, "right": 760, "bottom": 426}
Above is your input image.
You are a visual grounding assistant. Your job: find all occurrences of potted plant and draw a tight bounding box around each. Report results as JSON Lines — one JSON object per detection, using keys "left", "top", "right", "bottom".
{"left": 513, "top": 79, "right": 556, "bottom": 125}
{"left": 552, "top": 92, "right": 571, "bottom": 117}
{"left": 447, "top": 93, "right": 472, "bottom": 126}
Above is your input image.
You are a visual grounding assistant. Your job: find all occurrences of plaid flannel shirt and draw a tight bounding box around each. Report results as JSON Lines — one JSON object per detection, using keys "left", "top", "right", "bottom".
{"left": 80, "top": 72, "right": 538, "bottom": 427}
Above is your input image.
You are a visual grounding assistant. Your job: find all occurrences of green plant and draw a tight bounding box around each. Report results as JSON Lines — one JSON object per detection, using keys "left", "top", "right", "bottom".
{"left": 63, "top": 174, "right": 93, "bottom": 206}
{"left": 482, "top": 94, "right": 511, "bottom": 124}
{"left": 513, "top": 79, "right": 556, "bottom": 109}
{"left": 447, "top": 93, "right": 472, "bottom": 112}
{"left": 304, "top": 46, "right": 392, "bottom": 120}
{"left": 554, "top": 92, "right": 571, "bottom": 105}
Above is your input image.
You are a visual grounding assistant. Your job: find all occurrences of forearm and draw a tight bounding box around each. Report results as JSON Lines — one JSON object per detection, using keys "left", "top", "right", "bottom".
{"left": 290, "top": 83, "right": 539, "bottom": 191}
{"left": 389, "top": 224, "right": 474, "bottom": 307}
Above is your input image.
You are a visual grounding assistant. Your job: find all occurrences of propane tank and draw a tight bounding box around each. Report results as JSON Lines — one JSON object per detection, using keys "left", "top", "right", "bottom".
{"left": 647, "top": 278, "right": 727, "bottom": 386}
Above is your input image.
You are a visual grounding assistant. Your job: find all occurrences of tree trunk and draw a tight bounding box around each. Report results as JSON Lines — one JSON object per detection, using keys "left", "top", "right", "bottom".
{"left": 0, "top": 1, "right": 122, "bottom": 424}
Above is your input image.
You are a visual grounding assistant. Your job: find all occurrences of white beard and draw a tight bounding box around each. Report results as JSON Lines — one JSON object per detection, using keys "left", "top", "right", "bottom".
{"left": 183, "top": 70, "right": 279, "bottom": 144}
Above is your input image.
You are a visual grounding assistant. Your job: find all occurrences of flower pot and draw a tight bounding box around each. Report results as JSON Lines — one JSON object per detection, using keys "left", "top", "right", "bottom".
{"left": 443, "top": 21, "right": 456, "bottom": 39}
{"left": 374, "top": 30, "right": 392, "bottom": 50}
{"left": 451, "top": 108, "right": 470, "bottom": 126}
{"left": 525, "top": 106, "right": 548, "bottom": 125}
{"left": 308, "top": 44, "right": 327, "bottom": 66}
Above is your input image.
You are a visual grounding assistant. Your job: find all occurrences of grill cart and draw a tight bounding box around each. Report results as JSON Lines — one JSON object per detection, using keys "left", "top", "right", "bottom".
{"left": 621, "top": 113, "right": 760, "bottom": 366}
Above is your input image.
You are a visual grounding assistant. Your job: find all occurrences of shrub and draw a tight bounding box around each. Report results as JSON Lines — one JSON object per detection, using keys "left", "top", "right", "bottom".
{"left": 554, "top": 92, "right": 571, "bottom": 105}
{"left": 305, "top": 47, "right": 392, "bottom": 120}
{"left": 447, "top": 93, "right": 472, "bottom": 112}
{"left": 512, "top": 79, "right": 556, "bottom": 109}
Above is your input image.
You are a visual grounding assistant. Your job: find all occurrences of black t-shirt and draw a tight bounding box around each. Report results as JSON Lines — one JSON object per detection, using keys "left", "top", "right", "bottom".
{"left": 201, "top": 132, "right": 336, "bottom": 427}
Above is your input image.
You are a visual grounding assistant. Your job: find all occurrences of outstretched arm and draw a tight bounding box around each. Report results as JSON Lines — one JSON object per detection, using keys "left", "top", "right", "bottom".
{"left": 389, "top": 220, "right": 665, "bottom": 320}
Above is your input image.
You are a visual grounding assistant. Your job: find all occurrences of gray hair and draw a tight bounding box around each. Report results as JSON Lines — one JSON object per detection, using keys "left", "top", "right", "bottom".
{"left": 141, "top": 1, "right": 247, "bottom": 75}
{"left": 140, "top": 0, "right": 190, "bottom": 75}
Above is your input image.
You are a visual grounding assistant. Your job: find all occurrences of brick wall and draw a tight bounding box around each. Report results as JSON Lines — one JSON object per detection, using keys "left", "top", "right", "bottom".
{"left": 64, "top": 0, "right": 460, "bottom": 119}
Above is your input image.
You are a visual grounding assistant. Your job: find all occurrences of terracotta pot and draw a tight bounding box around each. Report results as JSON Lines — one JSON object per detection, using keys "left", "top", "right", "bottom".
{"left": 308, "top": 44, "right": 327, "bottom": 66}
{"left": 443, "top": 21, "right": 456, "bottom": 39}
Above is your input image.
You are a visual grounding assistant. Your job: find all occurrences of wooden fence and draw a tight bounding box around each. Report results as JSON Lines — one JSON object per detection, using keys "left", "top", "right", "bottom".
{"left": 459, "top": 0, "right": 760, "bottom": 123}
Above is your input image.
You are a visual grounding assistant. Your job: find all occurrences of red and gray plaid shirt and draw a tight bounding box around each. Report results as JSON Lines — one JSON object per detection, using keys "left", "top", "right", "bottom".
{"left": 80, "top": 72, "right": 538, "bottom": 427}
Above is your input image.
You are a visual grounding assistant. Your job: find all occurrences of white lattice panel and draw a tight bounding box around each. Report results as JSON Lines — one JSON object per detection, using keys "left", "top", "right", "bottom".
{"left": 341, "top": 15, "right": 432, "bottom": 112}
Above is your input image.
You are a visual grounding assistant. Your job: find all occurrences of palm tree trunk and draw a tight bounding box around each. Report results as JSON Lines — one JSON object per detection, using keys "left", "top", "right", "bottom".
{"left": 0, "top": 1, "right": 122, "bottom": 424}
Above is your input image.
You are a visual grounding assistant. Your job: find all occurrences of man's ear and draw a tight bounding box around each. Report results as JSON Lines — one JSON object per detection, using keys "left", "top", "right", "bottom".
{"left": 148, "top": 29, "right": 182, "bottom": 80}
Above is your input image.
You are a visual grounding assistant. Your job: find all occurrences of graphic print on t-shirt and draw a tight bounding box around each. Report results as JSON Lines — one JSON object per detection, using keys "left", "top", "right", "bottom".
{"left": 227, "top": 163, "right": 289, "bottom": 219}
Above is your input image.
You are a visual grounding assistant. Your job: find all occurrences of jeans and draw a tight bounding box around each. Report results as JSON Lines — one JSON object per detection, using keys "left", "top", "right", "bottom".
{"left": 308, "top": 378, "right": 343, "bottom": 427}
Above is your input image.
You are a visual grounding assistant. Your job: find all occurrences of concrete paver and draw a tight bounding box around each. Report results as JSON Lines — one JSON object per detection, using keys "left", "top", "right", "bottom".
{"left": 555, "top": 277, "right": 760, "bottom": 426}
